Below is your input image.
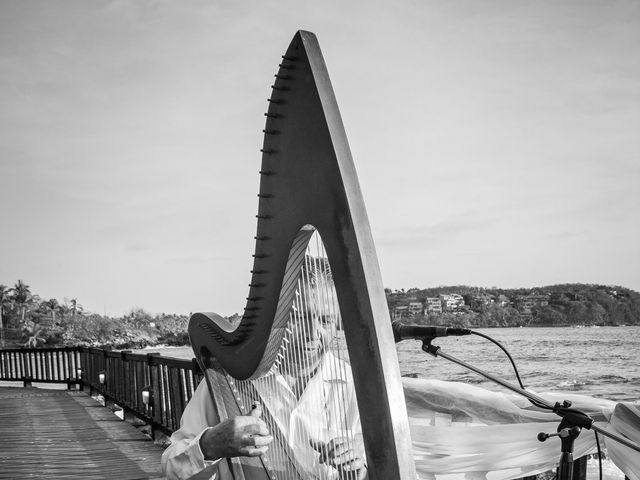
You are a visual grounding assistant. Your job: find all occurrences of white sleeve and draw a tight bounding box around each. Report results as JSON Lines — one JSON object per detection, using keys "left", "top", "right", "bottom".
{"left": 161, "top": 379, "right": 222, "bottom": 480}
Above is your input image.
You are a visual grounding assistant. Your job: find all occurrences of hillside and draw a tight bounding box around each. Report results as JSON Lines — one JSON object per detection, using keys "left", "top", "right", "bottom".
{"left": 386, "top": 283, "right": 640, "bottom": 327}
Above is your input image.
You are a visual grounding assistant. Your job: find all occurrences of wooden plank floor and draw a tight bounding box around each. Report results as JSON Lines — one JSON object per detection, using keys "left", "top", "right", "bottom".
{"left": 0, "top": 387, "right": 165, "bottom": 479}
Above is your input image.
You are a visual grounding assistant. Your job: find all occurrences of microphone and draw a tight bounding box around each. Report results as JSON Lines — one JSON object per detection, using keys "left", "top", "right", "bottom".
{"left": 391, "top": 321, "right": 472, "bottom": 343}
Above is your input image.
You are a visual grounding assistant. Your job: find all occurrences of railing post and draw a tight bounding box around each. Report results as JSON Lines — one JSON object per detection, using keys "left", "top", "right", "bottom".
{"left": 75, "top": 347, "right": 84, "bottom": 391}
{"left": 146, "top": 352, "right": 161, "bottom": 440}
{"left": 21, "top": 348, "right": 31, "bottom": 387}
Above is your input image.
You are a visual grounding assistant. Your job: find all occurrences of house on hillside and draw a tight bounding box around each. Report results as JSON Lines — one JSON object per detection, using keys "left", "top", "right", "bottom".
{"left": 440, "top": 293, "right": 465, "bottom": 311}
{"left": 425, "top": 297, "right": 442, "bottom": 313}
{"left": 393, "top": 305, "right": 409, "bottom": 319}
{"left": 496, "top": 294, "right": 511, "bottom": 307}
{"left": 516, "top": 293, "right": 550, "bottom": 315}
{"left": 468, "top": 292, "right": 493, "bottom": 310}
{"left": 408, "top": 302, "right": 423, "bottom": 316}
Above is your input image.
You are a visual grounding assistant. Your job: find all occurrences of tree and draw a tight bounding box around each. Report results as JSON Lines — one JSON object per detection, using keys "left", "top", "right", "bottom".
{"left": 10, "top": 280, "right": 32, "bottom": 323}
{"left": 68, "top": 298, "right": 83, "bottom": 320}
{"left": 0, "top": 284, "right": 13, "bottom": 346}
{"left": 24, "top": 326, "right": 46, "bottom": 348}
{"left": 42, "top": 298, "right": 60, "bottom": 323}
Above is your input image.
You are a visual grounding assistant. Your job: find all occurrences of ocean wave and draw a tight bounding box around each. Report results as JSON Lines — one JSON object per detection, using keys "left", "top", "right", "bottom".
{"left": 556, "top": 379, "right": 592, "bottom": 390}
{"left": 594, "top": 374, "right": 630, "bottom": 384}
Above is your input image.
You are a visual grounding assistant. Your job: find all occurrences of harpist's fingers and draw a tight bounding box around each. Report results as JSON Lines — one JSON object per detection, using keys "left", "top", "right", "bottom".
{"left": 309, "top": 439, "right": 329, "bottom": 463}
{"left": 331, "top": 447, "right": 357, "bottom": 465}
{"left": 252, "top": 434, "right": 273, "bottom": 447}
{"left": 337, "top": 458, "right": 366, "bottom": 479}
{"left": 249, "top": 402, "right": 262, "bottom": 418}
{"left": 239, "top": 433, "right": 272, "bottom": 457}
{"left": 243, "top": 445, "right": 269, "bottom": 457}
{"left": 244, "top": 417, "right": 270, "bottom": 437}
{"left": 326, "top": 438, "right": 349, "bottom": 459}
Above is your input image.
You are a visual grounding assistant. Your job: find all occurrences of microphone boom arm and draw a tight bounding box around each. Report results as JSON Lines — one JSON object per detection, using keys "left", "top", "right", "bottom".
{"left": 422, "top": 339, "right": 640, "bottom": 453}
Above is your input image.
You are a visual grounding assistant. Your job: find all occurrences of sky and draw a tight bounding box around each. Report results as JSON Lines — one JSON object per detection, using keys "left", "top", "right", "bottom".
{"left": 1, "top": 0, "right": 638, "bottom": 317}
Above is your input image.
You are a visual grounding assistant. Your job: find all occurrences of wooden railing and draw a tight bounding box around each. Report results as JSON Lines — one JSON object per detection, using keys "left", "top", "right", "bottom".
{"left": 0, "top": 346, "right": 203, "bottom": 436}
{"left": 0, "top": 346, "right": 82, "bottom": 386}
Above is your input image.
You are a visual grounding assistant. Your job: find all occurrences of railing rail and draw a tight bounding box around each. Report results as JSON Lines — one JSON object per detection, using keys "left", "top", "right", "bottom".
{"left": 0, "top": 346, "right": 202, "bottom": 436}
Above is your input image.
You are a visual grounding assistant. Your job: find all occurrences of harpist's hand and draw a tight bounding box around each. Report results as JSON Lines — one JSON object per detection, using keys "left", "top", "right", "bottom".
{"left": 200, "top": 403, "right": 273, "bottom": 460}
{"left": 310, "top": 436, "right": 367, "bottom": 479}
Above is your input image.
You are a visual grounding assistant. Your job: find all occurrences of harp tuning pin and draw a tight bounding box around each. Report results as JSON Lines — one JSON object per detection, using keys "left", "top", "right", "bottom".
{"left": 278, "top": 63, "right": 293, "bottom": 69}
{"left": 260, "top": 148, "right": 277, "bottom": 154}
{"left": 252, "top": 253, "right": 270, "bottom": 258}
{"left": 254, "top": 235, "right": 271, "bottom": 241}
{"left": 274, "top": 74, "right": 291, "bottom": 80}
{"left": 255, "top": 213, "right": 273, "bottom": 219}
{"left": 262, "top": 127, "right": 281, "bottom": 133}
{"left": 250, "top": 269, "right": 267, "bottom": 274}
{"left": 271, "top": 85, "right": 289, "bottom": 91}
{"left": 281, "top": 55, "right": 297, "bottom": 61}
{"left": 258, "top": 170, "right": 275, "bottom": 176}
{"left": 257, "top": 193, "right": 274, "bottom": 199}
{"left": 264, "top": 112, "right": 281, "bottom": 118}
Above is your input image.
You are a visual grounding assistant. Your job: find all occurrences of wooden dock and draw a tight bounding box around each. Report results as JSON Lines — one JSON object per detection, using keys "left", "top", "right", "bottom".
{"left": 0, "top": 386, "right": 165, "bottom": 479}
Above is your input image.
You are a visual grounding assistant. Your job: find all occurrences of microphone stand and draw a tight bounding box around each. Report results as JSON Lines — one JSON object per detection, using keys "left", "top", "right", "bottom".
{"left": 420, "top": 338, "right": 640, "bottom": 480}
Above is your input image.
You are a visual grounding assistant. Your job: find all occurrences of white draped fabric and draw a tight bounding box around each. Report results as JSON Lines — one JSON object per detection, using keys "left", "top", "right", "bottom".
{"left": 605, "top": 402, "right": 640, "bottom": 480}
{"left": 402, "top": 378, "right": 638, "bottom": 480}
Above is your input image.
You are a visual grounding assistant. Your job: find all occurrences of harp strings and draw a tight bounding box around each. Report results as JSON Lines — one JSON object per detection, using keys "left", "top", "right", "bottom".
{"left": 229, "top": 232, "right": 361, "bottom": 479}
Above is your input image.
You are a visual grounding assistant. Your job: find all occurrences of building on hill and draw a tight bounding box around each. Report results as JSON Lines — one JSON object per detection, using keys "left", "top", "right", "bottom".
{"left": 468, "top": 292, "right": 493, "bottom": 310}
{"left": 393, "top": 305, "right": 409, "bottom": 319}
{"left": 516, "top": 293, "right": 550, "bottom": 315}
{"left": 496, "top": 294, "right": 511, "bottom": 307}
{"left": 425, "top": 297, "right": 442, "bottom": 313}
{"left": 440, "top": 293, "right": 465, "bottom": 311}
{"left": 408, "top": 302, "right": 423, "bottom": 316}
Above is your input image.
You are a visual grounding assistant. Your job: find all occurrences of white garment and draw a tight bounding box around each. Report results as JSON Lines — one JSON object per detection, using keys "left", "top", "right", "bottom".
{"left": 161, "top": 352, "right": 361, "bottom": 480}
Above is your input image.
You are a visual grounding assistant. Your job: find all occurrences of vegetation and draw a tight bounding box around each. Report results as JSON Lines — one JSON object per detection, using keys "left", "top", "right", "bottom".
{"left": 386, "top": 284, "right": 640, "bottom": 328}
{"left": 0, "top": 280, "right": 191, "bottom": 349}
{"left": 0, "top": 280, "right": 638, "bottom": 349}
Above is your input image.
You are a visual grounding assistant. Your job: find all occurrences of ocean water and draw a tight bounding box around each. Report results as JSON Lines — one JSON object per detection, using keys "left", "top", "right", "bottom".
{"left": 142, "top": 326, "right": 640, "bottom": 403}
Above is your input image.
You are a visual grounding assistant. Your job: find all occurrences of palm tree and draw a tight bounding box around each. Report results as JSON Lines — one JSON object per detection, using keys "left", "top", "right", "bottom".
{"left": 24, "top": 327, "right": 46, "bottom": 348}
{"left": 42, "top": 298, "right": 60, "bottom": 323}
{"left": 10, "top": 280, "right": 32, "bottom": 323}
{"left": 68, "top": 298, "right": 83, "bottom": 320}
{"left": 0, "top": 285, "right": 13, "bottom": 347}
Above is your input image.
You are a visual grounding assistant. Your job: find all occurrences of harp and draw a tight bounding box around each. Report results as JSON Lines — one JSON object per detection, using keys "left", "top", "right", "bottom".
{"left": 188, "top": 31, "right": 416, "bottom": 479}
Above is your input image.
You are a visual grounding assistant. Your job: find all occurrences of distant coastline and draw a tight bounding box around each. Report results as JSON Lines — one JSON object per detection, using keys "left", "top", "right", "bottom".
{"left": 386, "top": 283, "right": 640, "bottom": 329}
{"left": 1, "top": 281, "right": 638, "bottom": 349}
